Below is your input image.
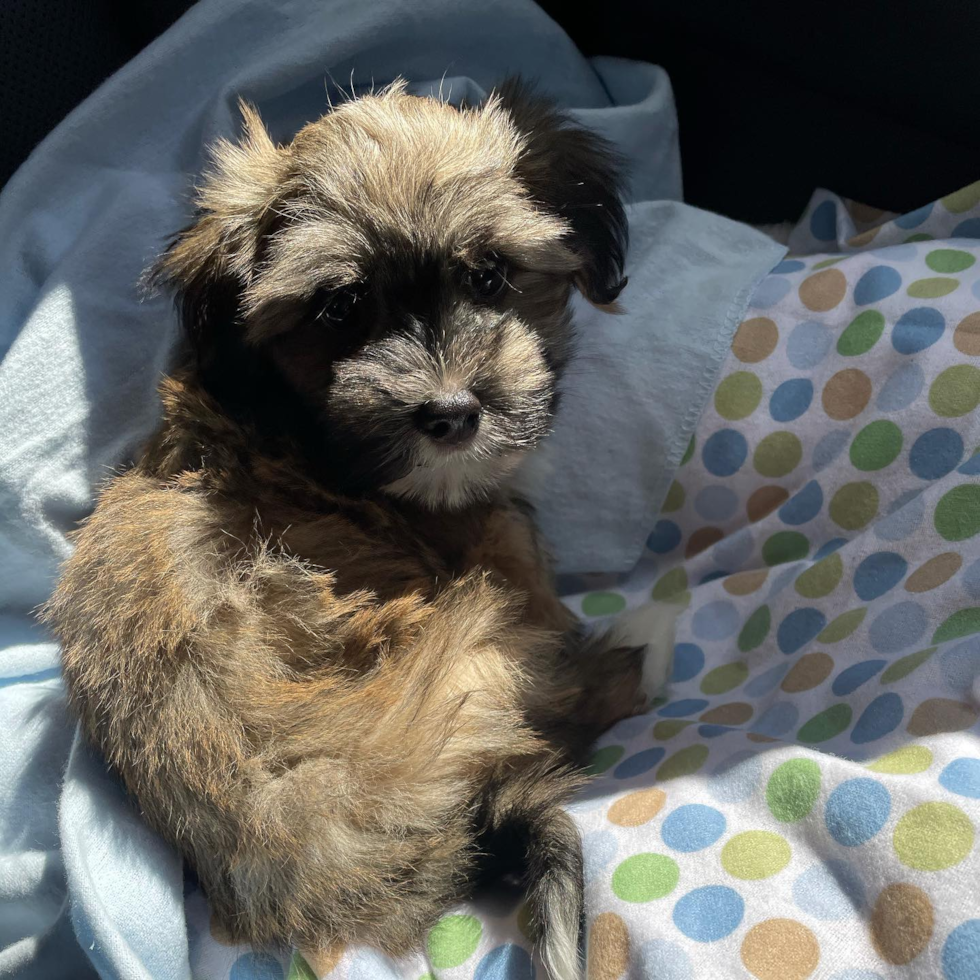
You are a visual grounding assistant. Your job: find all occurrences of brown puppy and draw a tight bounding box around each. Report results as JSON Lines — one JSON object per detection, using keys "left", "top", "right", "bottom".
{"left": 43, "top": 80, "right": 655, "bottom": 979}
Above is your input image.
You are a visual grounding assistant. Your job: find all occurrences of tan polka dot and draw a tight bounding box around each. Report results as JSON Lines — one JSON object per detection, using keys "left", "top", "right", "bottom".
{"left": 700, "top": 702, "right": 753, "bottom": 725}
{"left": 849, "top": 201, "right": 886, "bottom": 224}
{"left": 209, "top": 911, "right": 237, "bottom": 946}
{"left": 588, "top": 912, "right": 630, "bottom": 980}
{"left": 748, "top": 733, "right": 779, "bottom": 743}
{"left": 733, "top": 317, "right": 779, "bottom": 363}
{"left": 822, "top": 368, "right": 872, "bottom": 420}
{"left": 954, "top": 312, "right": 980, "bottom": 355}
{"left": 741, "top": 918, "right": 820, "bottom": 980}
{"left": 781, "top": 652, "right": 834, "bottom": 692}
{"left": 906, "top": 552, "right": 963, "bottom": 593}
{"left": 848, "top": 226, "right": 880, "bottom": 247}
{"left": 608, "top": 788, "right": 666, "bottom": 827}
{"left": 302, "top": 945, "right": 345, "bottom": 976}
{"left": 686, "top": 527, "right": 724, "bottom": 558}
{"left": 724, "top": 569, "right": 769, "bottom": 595}
{"left": 870, "top": 883, "right": 934, "bottom": 965}
{"left": 747, "top": 485, "right": 790, "bottom": 523}
{"left": 907, "top": 698, "right": 979, "bottom": 736}
{"left": 799, "top": 268, "right": 846, "bottom": 311}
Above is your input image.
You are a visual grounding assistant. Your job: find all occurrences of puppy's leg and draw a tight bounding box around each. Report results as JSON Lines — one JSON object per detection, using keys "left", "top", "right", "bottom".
{"left": 601, "top": 600, "right": 677, "bottom": 702}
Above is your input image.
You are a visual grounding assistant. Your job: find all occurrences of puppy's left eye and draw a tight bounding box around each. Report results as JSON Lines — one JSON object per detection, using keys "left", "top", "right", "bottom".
{"left": 315, "top": 284, "right": 363, "bottom": 323}
{"left": 466, "top": 256, "right": 508, "bottom": 301}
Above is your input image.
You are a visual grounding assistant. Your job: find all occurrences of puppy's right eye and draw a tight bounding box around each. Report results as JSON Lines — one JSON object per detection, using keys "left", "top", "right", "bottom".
{"left": 466, "top": 256, "right": 508, "bottom": 302}
{"left": 314, "top": 284, "right": 363, "bottom": 323}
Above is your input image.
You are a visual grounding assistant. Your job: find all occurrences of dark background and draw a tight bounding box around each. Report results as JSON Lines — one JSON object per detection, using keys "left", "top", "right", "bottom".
{"left": 2, "top": 0, "right": 978, "bottom": 222}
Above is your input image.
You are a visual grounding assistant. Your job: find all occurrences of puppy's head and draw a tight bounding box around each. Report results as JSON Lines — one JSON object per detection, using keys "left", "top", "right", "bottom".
{"left": 156, "top": 79, "right": 627, "bottom": 509}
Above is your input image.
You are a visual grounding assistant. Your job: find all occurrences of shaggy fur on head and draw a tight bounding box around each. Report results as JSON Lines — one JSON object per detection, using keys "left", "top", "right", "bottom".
{"left": 43, "top": 80, "right": 651, "bottom": 980}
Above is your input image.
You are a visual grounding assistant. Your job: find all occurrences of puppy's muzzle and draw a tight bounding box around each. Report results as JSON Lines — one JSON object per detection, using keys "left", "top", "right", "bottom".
{"left": 415, "top": 391, "right": 482, "bottom": 447}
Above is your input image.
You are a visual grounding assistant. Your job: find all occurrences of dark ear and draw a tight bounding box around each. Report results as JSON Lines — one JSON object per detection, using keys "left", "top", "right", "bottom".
{"left": 150, "top": 102, "right": 287, "bottom": 362}
{"left": 495, "top": 78, "right": 629, "bottom": 307}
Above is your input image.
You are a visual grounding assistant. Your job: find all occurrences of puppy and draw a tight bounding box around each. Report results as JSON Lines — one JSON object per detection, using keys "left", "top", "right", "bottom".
{"left": 43, "top": 80, "right": 668, "bottom": 979}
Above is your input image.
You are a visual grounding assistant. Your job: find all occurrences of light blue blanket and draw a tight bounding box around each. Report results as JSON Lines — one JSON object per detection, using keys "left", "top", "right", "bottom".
{"left": 0, "top": 1, "right": 783, "bottom": 976}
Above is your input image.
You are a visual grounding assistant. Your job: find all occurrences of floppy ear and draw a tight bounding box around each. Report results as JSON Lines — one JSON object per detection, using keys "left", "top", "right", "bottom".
{"left": 151, "top": 101, "right": 287, "bottom": 361}
{"left": 495, "top": 78, "right": 629, "bottom": 308}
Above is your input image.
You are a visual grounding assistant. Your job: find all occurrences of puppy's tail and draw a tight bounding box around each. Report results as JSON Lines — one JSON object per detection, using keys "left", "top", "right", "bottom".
{"left": 478, "top": 758, "right": 585, "bottom": 980}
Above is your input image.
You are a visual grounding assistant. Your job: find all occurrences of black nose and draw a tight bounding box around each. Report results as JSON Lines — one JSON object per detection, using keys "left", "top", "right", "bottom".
{"left": 416, "top": 392, "right": 482, "bottom": 445}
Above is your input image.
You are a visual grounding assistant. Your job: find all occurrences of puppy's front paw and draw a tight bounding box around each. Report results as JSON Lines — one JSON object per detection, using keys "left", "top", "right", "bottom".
{"left": 607, "top": 601, "right": 677, "bottom": 704}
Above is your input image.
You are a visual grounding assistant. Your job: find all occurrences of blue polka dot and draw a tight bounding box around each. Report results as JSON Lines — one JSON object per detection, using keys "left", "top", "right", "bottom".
{"left": 825, "top": 778, "right": 891, "bottom": 846}
{"left": 614, "top": 747, "right": 666, "bottom": 779}
{"left": 779, "top": 481, "right": 824, "bottom": 526}
{"left": 813, "top": 430, "right": 850, "bottom": 472}
{"left": 770, "top": 378, "right": 814, "bottom": 422}
{"left": 712, "top": 528, "right": 754, "bottom": 569}
{"left": 910, "top": 428, "right": 964, "bottom": 480}
{"left": 648, "top": 520, "right": 682, "bottom": 553}
{"left": 853, "top": 552, "right": 908, "bottom": 601}
{"left": 695, "top": 485, "right": 739, "bottom": 522}
{"left": 940, "top": 638, "right": 980, "bottom": 695}
{"left": 792, "top": 860, "right": 866, "bottom": 920}
{"left": 851, "top": 693, "right": 904, "bottom": 744}
{"left": 661, "top": 804, "right": 727, "bottom": 852}
{"left": 673, "top": 886, "right": 744, "bottom": 942}
{"left": 942, "top": 919, "right": 980, "bottom": 980}
{"left": 874, "top": 490, "right": 924, "bottom": 542}
{"left": 953, "top": 218, "right": 980, "bottom": 238}
{"left": 895, "top": 202, "right": 934, "bottom": 229}
{"left": 659, "top": 698, "right": 710, "bottom": 718}
{"left": 672, "top": 643, "right": 705, "bottom": 683}
{"left": 230, "top": 953, "right": 285, "bottom": 980}
{"left": 832, "top": 660, "right": 886, "bottom": 696}
{"left": 868, "top": 600, "right": 927, "bottom": 654}
{"left": 702, "top": 430, "right": 748, "bottom": 477}
{"left": 810, "top": 199, "right": 838, "bottom": 241}
{"left": 959, "top": 452, "right": 980, "bottom": 475}
{"left": 744, "top": 661, "right": 791, "bottom": 697}
{"left": 876, "top": 361, "right": 925, "bottom": 412}
{"left": 638, "top": 939, "right": 693, "bottom": 980}
{"left": 940, "top": 759, "right": 980, "bottom": 799}
{"left": 699, "top": 569, "right": 730, "bottom": 586}
{"left": 871, "top": 243, "right": 919, "bottom": 262}
{"left": 749, "top": 276, "right": 792, "bottom": 309}
{"left": 768, "top": 564, "right": 805, "bottom": 599}
{"left": 963, "top": 559, "right": 980, "bottom": 599}
{"left": 475, "top": 945, "right": 533, "bottom": 980}
{"left": 814, "top": 537, "right": 848, "bottom": 560}
{"left": 777, "top": 608, "right": 827, "bottom": 654}
{"left": 693, "top": 600, "right": 740, "bottom": 641}
{"left": 698, "top": 724, "right": 731, "bottom": 739}
{"left": 708, "top": 750, "right": 762, "bottom": 803}
{"left": 854, "top": 265, "right": 902, "bottom": 305}
{"left": 751, "top": 701, "right": 799, "bottom": 737}
{"left": 771, "top": 258, "right": 805, "bottom": 274}
{"left": 787, "top": 320, "right": 833, "bottom": 369}
{"left": 892, "top": 306, "right": 945, "bottom": 354}
{"left": 582, "top": 829, "right": 618, "bottom": 882}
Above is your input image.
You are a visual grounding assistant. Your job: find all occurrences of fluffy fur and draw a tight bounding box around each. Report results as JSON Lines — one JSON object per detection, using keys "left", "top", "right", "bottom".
{"left": 43, "top": 80, "right": 654, "bottom": 979}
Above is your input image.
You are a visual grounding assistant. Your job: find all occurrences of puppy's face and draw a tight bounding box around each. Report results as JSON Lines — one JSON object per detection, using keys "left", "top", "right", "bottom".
{"left": 158, "top": 81, "right": 626, "bottom": 509}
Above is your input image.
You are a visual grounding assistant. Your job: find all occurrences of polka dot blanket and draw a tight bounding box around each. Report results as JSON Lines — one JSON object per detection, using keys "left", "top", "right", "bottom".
{"left": 188, "top": 183, "right": 980, "bottom": 980}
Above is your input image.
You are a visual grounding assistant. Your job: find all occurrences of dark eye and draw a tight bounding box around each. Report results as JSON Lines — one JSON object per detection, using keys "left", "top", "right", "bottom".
{"left": 315, "top": 283, "right": 363, "bottom": 323}
{"left": 466, "top": 256, "right": 508, "bottom": 301}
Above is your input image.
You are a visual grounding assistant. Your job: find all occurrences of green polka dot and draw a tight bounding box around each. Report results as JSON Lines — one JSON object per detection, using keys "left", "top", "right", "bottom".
{"left": 867, "top": 744, "right": 933, "bottom": 775}
{"left": 653, "top": 568, "right": 688, "bottom": 602}
{"left": 818, "top": 607, "right": 866, "bottom": 643}
{"left": 881, "top": 647, "right": 936, "bottom": 684}
{"left": 754, "top": 432, "right": 803, "bottom": 477}
{"left": 738, "top": 605, "right": 771, "bottom": 652}
{"left": 662, "top": 480, "right": 685, "bottom": 512}
{"left": 798, "top": 703, "right": 853, "bottom": 743}
{"left": 942, "top": 181, "right": 980, "bottom": 213}
{"left": 657, "top": 744, "right": 709, "bottom": 781}
{"left": 582, "top": 592, "right": 627, "bottom": 617}
{"left": 830, "top": 482, "right": 879, "bottom": 530}
{"left": 933, "top": 607, "right": 980, "bottom": 644}
{"left": 766, "top": 759, "right": 821, "bottom": 822}
{"left": 795, "top": 553, "right": 843, "bottom": 598}
{"left": 908, "top": 277, "right": 959, "bottom": 298}
{"left": 926, "top": 249, "right": 976, "bottom": 273}
{"left": 930, "top": 365, "right": 980, "bottom": 418}
{"left": 849, "top": 420, "right": 903, "bottom": 471}
{"left": 904, "top": 233, "right": 933, "bottom": 243}
{"left": 700, "top": 662, "right": 749, "bottom": 695}
{"left": 935, "top": 484, "right": 980, "bottom": 541}
{"left": 586, "top": 745, "right": 624, "bottom": 775}
{"left": 893, "top": 802, "right": 974, "bottom": 870}
{"left": 762, "top": 531, "right": 809, "bottom": 566}
{"left": 681, "top": 435, "right": 695, "bottom": 466}
{"left": 611, "top": 854, "right": 679, "bottom": 902}
{"left": 427, "top": 915, "right": 482, "bottom": 969}
{"left": 837, "top": 310, "right": 885, "bottom": 356}
{"left": 286, "top": 953, "right": 317, "bottom": 980}
{"left": 721, "top": 831, "right": 792, "bottom": 880}
{"left": 812, "top": 256, "right": 845, "bottom": 270}
{"left": 715, "top": 371, "right": 763, "bottom": 420}
{"left": 653, "top": 719, "right": 694, "bottom": 740}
